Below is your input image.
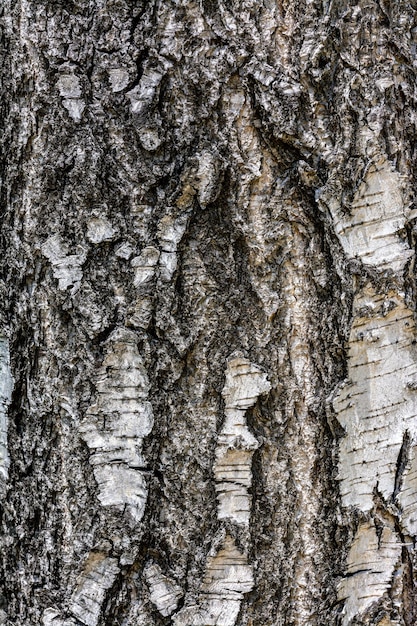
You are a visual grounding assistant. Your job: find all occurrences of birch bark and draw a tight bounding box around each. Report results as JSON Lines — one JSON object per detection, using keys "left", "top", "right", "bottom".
{"left": 1, "top": 1, "right": 417, "bottom": 625}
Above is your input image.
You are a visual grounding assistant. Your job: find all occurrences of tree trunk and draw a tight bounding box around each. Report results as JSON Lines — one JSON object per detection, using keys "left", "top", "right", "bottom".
{"left": 1, "top": 1, "right": 417, "bottom": 625}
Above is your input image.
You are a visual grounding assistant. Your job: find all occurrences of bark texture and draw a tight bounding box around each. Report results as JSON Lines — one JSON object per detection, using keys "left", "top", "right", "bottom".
{"left": 1, "top": 1, "right": 417, "bottom": 625}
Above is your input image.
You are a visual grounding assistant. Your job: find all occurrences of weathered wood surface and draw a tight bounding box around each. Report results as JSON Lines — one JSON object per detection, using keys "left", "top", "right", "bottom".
{"left": 1, "top": 1, "right": 417, "bottom": 624}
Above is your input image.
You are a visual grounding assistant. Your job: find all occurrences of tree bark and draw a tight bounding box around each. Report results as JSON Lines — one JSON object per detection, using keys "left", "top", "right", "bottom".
{"left": 1, "top": 1, "right": 417, "bottom": 625}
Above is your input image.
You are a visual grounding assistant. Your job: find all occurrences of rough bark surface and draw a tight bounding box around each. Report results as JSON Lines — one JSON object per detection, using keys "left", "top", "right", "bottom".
{"left": 1, "top": 1, "right": 417, "bottom": 625}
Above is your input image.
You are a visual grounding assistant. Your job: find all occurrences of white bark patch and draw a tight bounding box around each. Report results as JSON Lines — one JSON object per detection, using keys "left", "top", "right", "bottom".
{"left": 175, "top": 357, "right": 269, "bottom": 625}
{"left": 108, "top": 68, "right": 130, "bottom": 93}
{"left": 56, "top": 75, "right": 85, "bottom": 121}
{"left": 86, "top": 217, "right": 116, "bottom": 244}
{"left": 0, "top": 338, "right": 13, "bottom": 493}
{"left": 114, "top": 241, "right": 134, "bottom": 260}
{"left": 157, "top": 213, "right": 190, "bottom": 281}
{"left": 330, "top": 159, "right": 415, "bottom": 271}
{"left": 69, "top": 553, "right": 120, "bottom": 626}
{"left": 144, "top": 563, "right": 183, "bottom": 617}
{"left": 334, "top": 286, "right": 417, "bottom": 511}
{"left": 42, "top": 608, "right": 76, "bottom": 626}
{"left": 331, "top": 158, "right": 417, "bottom": 622}
{"left": 126, "top": 66, "right": 169, "bottom": 115}
{"left": 41, "top": 555, "right": 120, "bottom": 626}
{"left": 80, "top": 328, "right": 153, "bottom": 521}
{"left": 337, "top": 522, "right": 401, "bottom": 626}
{"left": 62, "top": 99, "right": 85, "bottom": 122}
{"left": 139, "top": 128, "right": 162, "bottom": 152}
{"left": 56, "top": 75, "right": 82, "bottom": 98}
{"left": 202, "top": 535, "right": 254, "bottom": 598}
{"left": 215, "top": 356, "right": 271, "bottom": 525}
{"left": 42, "top": 235, "right": 86, "bottom": 294}
{"left": 131, "top": 246, "right": 160, "bottom": 287}
{"left": 173, "top": 536, "right": 253, "bottom": 626}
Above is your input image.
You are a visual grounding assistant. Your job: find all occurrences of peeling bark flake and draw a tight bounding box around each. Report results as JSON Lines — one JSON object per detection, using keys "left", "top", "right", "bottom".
{"left": 0, "top": 338, "right": 12, "bottom": 494}
{"left": 80, "top": 328, "right": 153, "bottom": 522}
